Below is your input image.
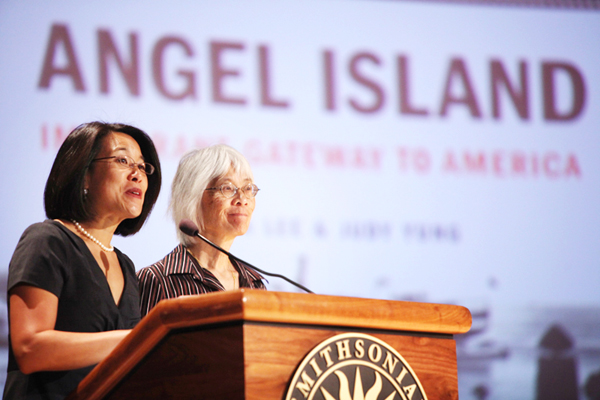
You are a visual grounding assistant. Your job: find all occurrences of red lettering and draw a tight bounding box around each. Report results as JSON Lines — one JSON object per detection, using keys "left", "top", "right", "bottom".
{"left": 372, "top": 149, "right": 383, "bottom": 169}
{"left": 37, "top": 26, "right": 590, "bottom": 124}
{"left": 173, "top": 135, "right": 189, "bottom": 157}
{"left": 511, "top": 152, "right": 527, "bottom": 175}
{"left": 210, "top": 41, "right": 246, "bottom": 105}
{"left": 150, "top": 132, "right": 168, "bottom": 155}
{"left": 398, "top": 55, "right": 428, "bottom": 116}
{"left": 285, "top": 142, "right": 299, "bottom": 166}
{"left": 40, "top": 123, "right": 72, "bottom": 150}
{"left": 353, "top": 149, "right": 367, "bottom": 168}
{"left": 348, "top": 52, "right": 385, "bottom": 113}
{"left": 542, "top": 61, "right": 586, "bottom": 121}
{"left": 152, "top": 36, "right": 196, "bottom": 100}
{"left": 442, "top": 151, "right": 460, "bottom": 172}
{"left": 543, "top": 152, "right": 561, "bottom": 178}
{"left": 98, "top": 29, "right": 140, "bottom": 95}
{"left": 324, "top": 147, "right": 344, "bottom": 167}
{"left": 492, "top": 151, "right": 504, "bottom": 176}
{"left": 41, "top": 124, "right": 48, "bottom": 149}
{"left": 304, "top": 143, "right": 316, "bottom": 168}
{"left": 491, "top": 60, "right": 529, "bottom": 120}
{"left": 443, "top": 149, "right": 581, "bottom": 179}
{"left": 258, "top": 45, "right": 290, "bottom": 108}
{"left": 243, "top": 140, "right": 315, "bottom": 168}
{"left": 38, "top": 24, "right": 86, "bottom": 91}
{"left": 244, "top": 139, "right": 262, "bottom": 164}
{"left": 414, "top": 149, "right": 431, "bottom": 173}
{"left": 397, "top": 147, "right": 409, "bottom": 171}
{"left": 440, "top": 58, "right": 482, "bottom": 118}
{"left": 464, "top": 152, "right": 486, "bottom": 173}
{"left": 268, "top": 141, "right": 284, "bottom": 164}
{"left": 243, "top": 140, "right": 381, "bottom": 170}
{"left": 565, "top": 154, "right": 581, "bottom": 177}
{"left": 323, "top": 50, "right": 336, "bottom": 111}
{"left": 396, "top": 147, "right": 431, "bottom": 173}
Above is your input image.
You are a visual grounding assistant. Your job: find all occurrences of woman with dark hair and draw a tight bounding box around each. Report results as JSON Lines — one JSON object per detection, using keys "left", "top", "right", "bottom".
{"left": 3, "top": 122, "right": 162, "bottom": 400}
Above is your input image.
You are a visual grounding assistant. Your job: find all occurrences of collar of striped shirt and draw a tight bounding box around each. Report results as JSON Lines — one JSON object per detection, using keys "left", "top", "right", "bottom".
{"left": 163, "top": 244, "right": 265, "bottom": 287}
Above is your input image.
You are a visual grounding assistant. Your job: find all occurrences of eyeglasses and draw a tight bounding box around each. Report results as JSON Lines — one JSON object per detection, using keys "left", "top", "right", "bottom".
{"left": 205, "top": 183, "right": 260, "bottom": 198}
{"left": 92, "top": 155, "right": 155, "bottom": 175}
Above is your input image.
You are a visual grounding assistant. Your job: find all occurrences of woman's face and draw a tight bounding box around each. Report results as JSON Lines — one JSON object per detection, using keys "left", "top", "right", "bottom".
{"left": 85, "top": 132, "right": 149, "bottom": 224}
{"left": 200, "top": 167, "right": 256, "bottom": 243}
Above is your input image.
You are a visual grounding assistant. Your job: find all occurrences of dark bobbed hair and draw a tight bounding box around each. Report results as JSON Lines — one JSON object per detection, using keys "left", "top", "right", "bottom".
{"left": 44, "top": 121, "right": 162, "bottom": 236}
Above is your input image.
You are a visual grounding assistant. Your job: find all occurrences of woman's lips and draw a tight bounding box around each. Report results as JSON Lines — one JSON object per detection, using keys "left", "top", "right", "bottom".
{"left": 126, "top": 188, "right": 143, "bottom": 199}
{"left": 228, "top": 210, "right": 249, "bottom": 218}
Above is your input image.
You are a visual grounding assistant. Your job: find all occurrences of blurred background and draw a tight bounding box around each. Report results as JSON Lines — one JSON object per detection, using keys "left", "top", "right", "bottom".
{"left": 1, "top": 0, "right": 599, "bottom": 398}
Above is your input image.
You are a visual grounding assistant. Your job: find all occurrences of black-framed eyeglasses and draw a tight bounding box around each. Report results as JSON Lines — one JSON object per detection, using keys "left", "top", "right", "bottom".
{"left": 205, "top": 183, "right": 260, "bottom": 198}
{"left": 92, "top": 155, "right": 155, "bottom": 175}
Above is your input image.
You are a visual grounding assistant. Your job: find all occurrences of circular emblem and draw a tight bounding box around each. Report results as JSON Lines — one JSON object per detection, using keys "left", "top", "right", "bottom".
{"left": 285, "top": 333, "right": 428, "bottom": 400}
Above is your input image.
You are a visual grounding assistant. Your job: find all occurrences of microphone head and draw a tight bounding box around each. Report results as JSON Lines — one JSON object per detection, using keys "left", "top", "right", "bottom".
{"left": 179, "top": 219, "right": 199, "bottom": 237}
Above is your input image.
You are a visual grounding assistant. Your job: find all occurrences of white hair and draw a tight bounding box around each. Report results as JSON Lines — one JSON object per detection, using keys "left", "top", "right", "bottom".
{"left": 170, "top": 144, "right": 254, "bottom": 246}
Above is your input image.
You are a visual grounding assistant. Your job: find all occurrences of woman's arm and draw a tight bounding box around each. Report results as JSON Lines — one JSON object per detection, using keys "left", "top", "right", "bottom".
{"left": 9, "top": 284, "right": 130, "bottom": 374}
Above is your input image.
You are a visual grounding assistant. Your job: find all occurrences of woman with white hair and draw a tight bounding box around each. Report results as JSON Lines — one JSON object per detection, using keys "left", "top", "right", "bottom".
{"left": 137, "top": 144, "right": 265, "bottom": 317}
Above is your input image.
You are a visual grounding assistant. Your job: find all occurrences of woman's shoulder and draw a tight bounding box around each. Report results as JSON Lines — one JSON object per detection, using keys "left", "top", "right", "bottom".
{"left": 18, "top": 220, "right": 74, "bottom": 246}
{"left": 8, "top": 220, "right": 78, "bottom": 293}
{"left": 137, "top": 260, "right": 172, "bottom": 289}
{"left": 11, "top": 220, "right": 83, "bottom": 275}
{"left": 137, "top": 245, "right": 189, "bottom": 281}
{"left": 139, "top": 245, "right": 187, "bottom": 271}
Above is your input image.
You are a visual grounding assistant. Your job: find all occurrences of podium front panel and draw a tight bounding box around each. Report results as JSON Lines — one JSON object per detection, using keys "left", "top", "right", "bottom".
{"left": 103, "top": 321, "right": 458, "bottom": 399}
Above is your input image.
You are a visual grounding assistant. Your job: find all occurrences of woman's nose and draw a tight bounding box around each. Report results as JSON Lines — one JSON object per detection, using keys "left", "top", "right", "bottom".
{"left": 129, "top": 167, "right": 143, "bottom": 182}
{"left": 232, "top": 190, "right": 248, "bottom": 204}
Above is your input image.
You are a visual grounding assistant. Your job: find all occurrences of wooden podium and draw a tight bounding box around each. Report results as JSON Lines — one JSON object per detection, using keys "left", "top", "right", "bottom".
{"left": 66, "top": 289, "right": 471, "bottom": 400}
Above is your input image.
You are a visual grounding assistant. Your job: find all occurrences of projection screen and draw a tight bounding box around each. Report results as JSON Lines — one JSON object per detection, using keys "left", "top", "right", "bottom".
{"left": 1, "top": 1, "right": 599, "bottom": 398}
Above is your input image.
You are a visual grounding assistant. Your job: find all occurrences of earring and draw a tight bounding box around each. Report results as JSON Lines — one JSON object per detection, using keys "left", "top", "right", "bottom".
{"left": 83, "top": 188, "right": 89, "bottom": 199}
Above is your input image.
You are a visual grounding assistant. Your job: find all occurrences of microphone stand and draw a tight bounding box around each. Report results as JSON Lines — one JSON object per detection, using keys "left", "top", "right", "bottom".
{"left": 192, "top": 231, "right": 314, "bottom": 294}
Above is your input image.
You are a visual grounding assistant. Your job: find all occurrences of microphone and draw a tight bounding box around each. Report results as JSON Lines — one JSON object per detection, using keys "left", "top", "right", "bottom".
{"left": 179, "top": 219, "right": 313, "bottom": 294}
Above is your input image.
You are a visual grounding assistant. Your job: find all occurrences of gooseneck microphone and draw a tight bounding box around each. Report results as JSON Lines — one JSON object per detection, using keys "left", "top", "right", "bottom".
{"left": 179, "top": 219, "right": 313, "bottom": 294}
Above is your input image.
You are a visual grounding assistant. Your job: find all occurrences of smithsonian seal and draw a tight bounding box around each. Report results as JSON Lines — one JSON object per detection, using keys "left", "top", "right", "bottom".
{"left": 285, "top": 333, "right": 427, "bottom": 400}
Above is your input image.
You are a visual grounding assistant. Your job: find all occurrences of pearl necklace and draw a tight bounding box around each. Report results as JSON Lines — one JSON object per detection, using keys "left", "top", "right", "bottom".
{"left": 72, "top": 220, "right": 114, "bottom": 252}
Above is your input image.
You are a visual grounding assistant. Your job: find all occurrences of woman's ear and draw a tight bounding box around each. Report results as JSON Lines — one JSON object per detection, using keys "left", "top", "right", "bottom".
{"left": 83, "top": 173, "right": 90, "bottom": 192}
{"left": 82, "top": 170, "right": 92, "bottom": 200}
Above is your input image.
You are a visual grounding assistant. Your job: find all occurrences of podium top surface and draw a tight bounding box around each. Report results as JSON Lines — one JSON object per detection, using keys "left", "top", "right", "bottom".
{"left": 154, "top": 289, "right": 472, "bottom": 335}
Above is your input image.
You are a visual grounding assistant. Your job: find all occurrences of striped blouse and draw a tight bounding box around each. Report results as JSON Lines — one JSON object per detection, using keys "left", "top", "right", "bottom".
{"left": 137, "top": 244, "right": 266, "bottom": 317}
